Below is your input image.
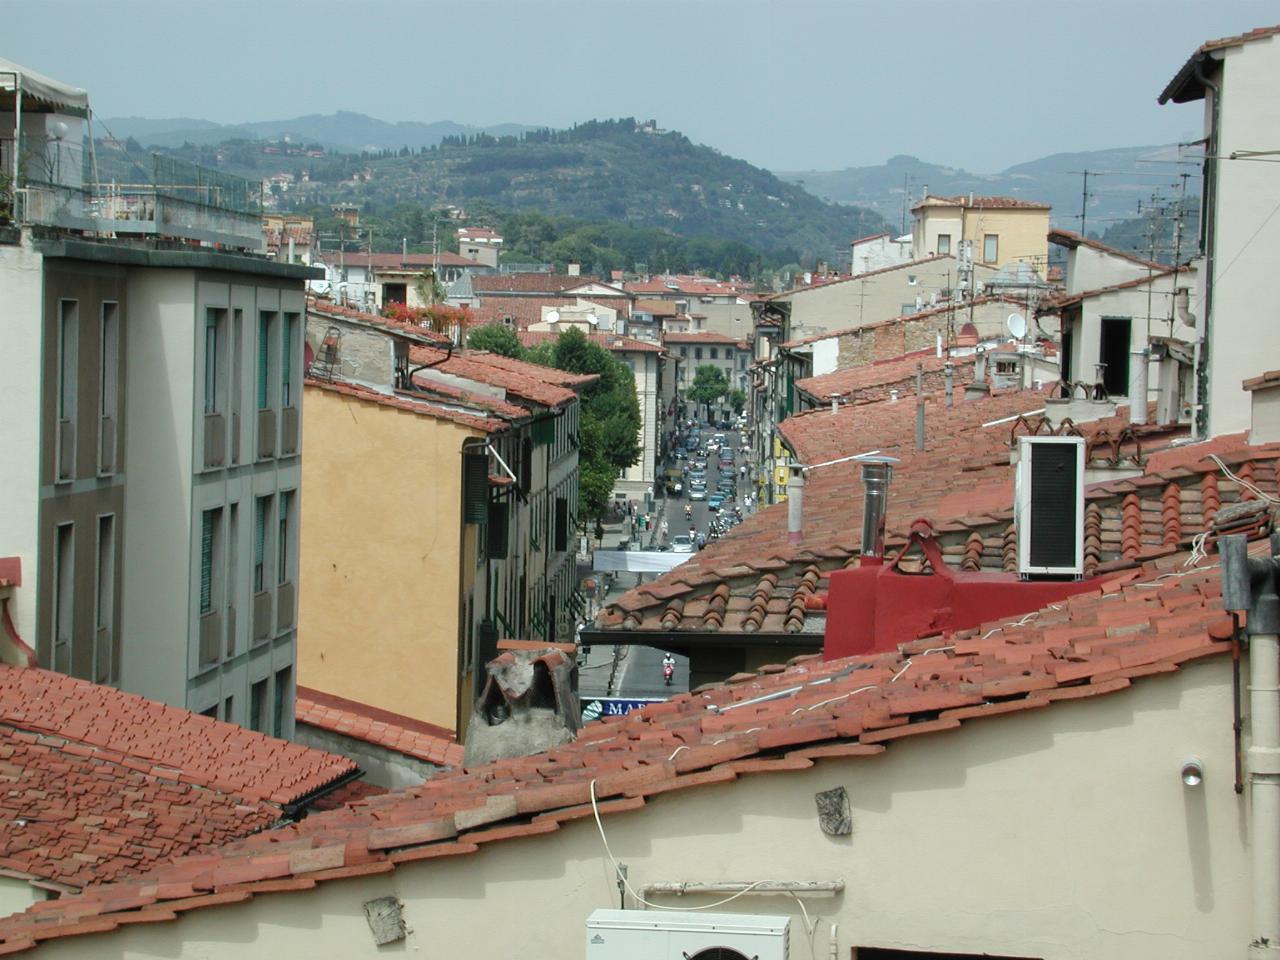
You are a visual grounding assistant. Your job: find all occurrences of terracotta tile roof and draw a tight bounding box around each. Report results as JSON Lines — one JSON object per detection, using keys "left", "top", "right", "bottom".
{"left": 1243, "top": 369, "right": 1280, "bottom": 391}
{"left": 1048, "top": 228, "right": 1166, "bottom": 270}
{"left": 457, "top": 227, "right": 502, "bottom": 241}
{"left": 405, "top": 348, "right": 584, "bottom": 409}
{"left": 517, "top": 331, "right": 665, "bottom": 354}
{"left": 467, "top": 297, "right": 578, "bottom": 329}
{"left": 465, "top": 350, "right": 598, "bottom": 389}
{"left": 1160, "top": 25, "right": 1280, "bottom": 104}
{"left": 404, "top": 375, "right": 531, "bottom": 421}
{"left": 0, "top": 546, "right": 1246, "bottom": 949}
{"left": 661, "top": 331, "right": 749, "bottom": 347}
{"left": 472, "top": 273, "right": 594, "bottom": 295}
{"left": 911, "top": 194, "right": 1051, "bottom": 212}
{"left": 633, "top": 299, "right": 679, "bottom": 317}
{"left": 317, "top": 251, "right": 478, "bottom": 270}
{"left": 624, "top": 276, "right": 752, "bottom": 297}
{"left": 850, "top": 232, "right": 891, "bottom": 245}
{"left": 1041, "top": 268, "right": 1180, "bottom": 310}
{"left": 795, "top": 350, "right": 979, "bottom": 404}
{"left": 0, "top": 665, "right": 358, "bottom": 891}
{"left": 780, "top": 295, "right": 1025, "bottom": 349}
{"left": 295, "top": 694, "right": 464, "bottom": 769}
{"left": 307, "top": 299, "right": 454, "bottom": 347}
{"left": 304, "top": 378, "right": 510, "bottom": 434}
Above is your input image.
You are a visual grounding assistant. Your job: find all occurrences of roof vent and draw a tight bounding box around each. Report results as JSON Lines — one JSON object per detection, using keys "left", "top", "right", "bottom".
{"left": 1015, "top": 436, "right": 1085, "bottom": 578}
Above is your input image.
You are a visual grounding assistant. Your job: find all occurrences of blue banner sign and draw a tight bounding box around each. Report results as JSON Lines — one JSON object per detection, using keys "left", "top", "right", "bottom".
{"left": 581, "top": 697, "right": 665, "bottom": 723}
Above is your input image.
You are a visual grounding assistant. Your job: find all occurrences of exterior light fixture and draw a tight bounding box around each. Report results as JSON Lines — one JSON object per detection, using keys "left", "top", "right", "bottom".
{"left": 1181, "top": 756, "right": 1204, "bottom": 787}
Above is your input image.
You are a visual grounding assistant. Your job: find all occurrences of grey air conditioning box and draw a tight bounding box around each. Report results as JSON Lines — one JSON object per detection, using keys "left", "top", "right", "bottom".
{"left": 586, "top": 909, "right": 790, "bottom": 960}
{"left": 1015, "top": 435, "right": 1085, "bottom": 578}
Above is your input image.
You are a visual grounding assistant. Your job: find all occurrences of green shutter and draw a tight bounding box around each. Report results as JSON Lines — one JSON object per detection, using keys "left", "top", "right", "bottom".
{"left": 281, "top": 317, "right": 293, "bottom": 406}
{"left": 463, "top": 453, "right": 488, "bottom": 523}
{"left": 487, "top": 501, "right": 509, "bottom": 559}
{"left": 200, "top": 511, "right": 214, "bottom": 614}
{"left": 257, "top": 315, "right": 269, "bottom": 410}
{"left": 554, "top": 497, "right": 569, "bottom": 552}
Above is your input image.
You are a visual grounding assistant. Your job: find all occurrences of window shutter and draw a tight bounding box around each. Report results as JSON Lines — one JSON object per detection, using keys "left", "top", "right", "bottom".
{"left": 554, "top": 497, "right": 569, "bottom": 552}
{"left": 257, "top": 316, "right": 269, "bottom": 409}
{"left": 200, "top": 511, "right": 214, "bottom": 614}
{"left": 277, "top": 493, "right": 289, "bottom": 584}
{"left": 463, "top": 453, "right": 488, "bottom": 523}
{"left": 281, "top": 317, "right": 292, "bottom": 406}
{"left": 254, "top": 498, "right": 267, "bottom": 591}
{"left": 487, "top": 501, "right": 509, "bottom": 559}
{"left": 520, "top": 437, "right": 533, "bottom": 493}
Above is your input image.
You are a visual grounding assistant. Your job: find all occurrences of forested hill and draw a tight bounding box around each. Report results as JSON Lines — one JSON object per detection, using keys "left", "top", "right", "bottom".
{"left": 117, "top": 118, "right": 888, "bottom": 266}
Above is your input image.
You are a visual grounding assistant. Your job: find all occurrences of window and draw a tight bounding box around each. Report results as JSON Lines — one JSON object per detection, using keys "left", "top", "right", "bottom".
{"left": 199, "top": 508, "right": 222, "bottom": 615}
{"left": 253, "top": 496, "right": 270, "bottom": 593}
{"left": 53, "top": 523, "right": 73, "bottom": 674}
{"left": 710, "top": 347, "right": 718, "bottom": 360}
{"left": 222, "top": 695, "right": 234, "bottom": 723}
{"left": 277, "top": 490, "right": 293, "bottom": 585}
{"left": 204, "top": 308, "right": 224, "bottom": 415}
{"left": 250, "top": 678, "right": 268, "bottom": 732}
{"left": 282, "top": 312, "right": 298, "bottom": 406}
{"left": 936, "top": 234, "right": 951, "bottom": 255}
{"left": 983, "top": 233, "right": 998, "bottom": 263}
{"left": 679, "top": 347, "right": 687, "bottom": 358}
{"left": 694, "top": 347, "right": 703, "bottom": 360}
{"left": 273, "top": 666, "right": 292, "bottom": 738}
{"left": 58, "top": 300, "right": 78, "bottom": 421}
{"left": 100, "top": 302, "right": 119, "bottom": 430}
{"left": 257, "top": 311, "right": 276, "bottom": 411}
{"left": 95, "top": 513, "right": 114, "bottom": 639}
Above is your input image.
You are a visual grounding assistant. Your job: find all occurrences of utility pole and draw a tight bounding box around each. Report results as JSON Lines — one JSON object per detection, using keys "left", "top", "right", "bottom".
{"left": 1079, "top": 170, "right": 1090, "bottom": 238}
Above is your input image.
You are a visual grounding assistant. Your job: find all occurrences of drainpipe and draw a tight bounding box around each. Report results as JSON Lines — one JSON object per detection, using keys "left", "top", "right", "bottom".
{"left": 1129, "top": 348, "right": 1149, "bottom": 425}
{"left": 1219, "top": 534, "right": 1280, "bottom": 959}
{"left": 859, "top": 457, "right": 897, "bottom": 565}
{"left": 786, "top": 463, "right": 805, "bottom": 544}
{"left": 915, "top": 363, "right": 925, "bottom": 451}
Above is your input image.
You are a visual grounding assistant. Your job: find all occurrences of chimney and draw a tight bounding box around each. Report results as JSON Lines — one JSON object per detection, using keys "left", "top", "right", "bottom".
{"left": 1129, "top": 349, "right": 1149, "bottom": 425}
{"left": 890, "top": 388, "right": 900, "bottom": 403}
{"left": 860, "top": 457, "right": 897, "bottom": 564}
{"left": 463, "top": 643, "right": 581, "bottom": 766}
{"left": 829, "top": 393, "right": 839, "bottom": 416}
{"left": 567, "top": 261, "right": 581, "bottom": 277}
{"left": 966, "top": 348, "right": 991, "bottom": 400}
{"left": 787, "top": 463, "right": 806, "bottom": 543}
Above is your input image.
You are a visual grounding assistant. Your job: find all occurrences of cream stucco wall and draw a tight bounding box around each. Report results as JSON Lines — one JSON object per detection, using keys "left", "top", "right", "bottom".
{"left": 1064, "top": 244, "right": 1155, "bottom": 294}
{"left": 961, "top": 206, "right": 1050, "bottom": 270}
{"left": 1204, "top": 36, "right": 1280, "bottom": 436}
{"left": 0, "top": 238, "right": 45, "bottom": 646}
{"left": 297, "top": 386, "right": 476, "bottom": 731}
{"left": 0, "top": 877, "right": 40, "bottom": 923}
{"left": 38, "top": 659, "right": 1249, "bottom": 960}
{"left": 783, "top": 258, "right": 998, "bottom": 342}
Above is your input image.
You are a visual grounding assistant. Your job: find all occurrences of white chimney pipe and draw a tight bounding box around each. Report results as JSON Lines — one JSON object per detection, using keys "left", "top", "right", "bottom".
{"left": 1129, "top": 349, "right": 1149, "bottom": 425}
{"left": 787, "top": 464, "right": 805, "bottom": 544}
{"left": 860, "top": 458, "right": 897, "bottom": 563}
{"left": 830, "top": 394, "right": 839, "bottom": 416}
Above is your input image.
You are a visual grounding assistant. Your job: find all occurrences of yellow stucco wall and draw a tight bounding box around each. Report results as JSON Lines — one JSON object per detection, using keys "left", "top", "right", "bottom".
{"left": 297, "top": 385, "right": 479, "bottom": 731}
{"left": 960, "top": 206, "right": 1050, "bottom": 269}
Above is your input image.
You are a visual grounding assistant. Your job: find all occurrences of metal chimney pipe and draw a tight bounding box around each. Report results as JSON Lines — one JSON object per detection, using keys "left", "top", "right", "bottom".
{"left": 830, "top": 393, "right": 839, "bottom": 416}
{"left": 944, "top": 360, "right": 955, "bottom": 408}
{"left": 787, "top": 464, "right": 805, "bottom": 544}
{"left": 859, "top": 457, "right": 897, "bottom": 563}
{"left": 1129, "top": 349, "right": 1149, "bottom": 425}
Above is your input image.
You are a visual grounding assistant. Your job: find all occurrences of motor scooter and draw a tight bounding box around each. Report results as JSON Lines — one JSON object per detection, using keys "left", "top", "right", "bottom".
{"left": 663, "top": 660, "right": 675, "bottom": 685}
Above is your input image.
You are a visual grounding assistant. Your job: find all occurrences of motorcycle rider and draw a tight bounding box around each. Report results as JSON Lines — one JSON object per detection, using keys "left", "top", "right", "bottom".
{"left": 662, "top": 652, "right": 676, "bottom": 686}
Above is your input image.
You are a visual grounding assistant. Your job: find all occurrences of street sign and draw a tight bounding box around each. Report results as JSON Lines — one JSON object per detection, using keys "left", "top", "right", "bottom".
{"left": 581, "top": 697, "right": 665, "bottom": 723}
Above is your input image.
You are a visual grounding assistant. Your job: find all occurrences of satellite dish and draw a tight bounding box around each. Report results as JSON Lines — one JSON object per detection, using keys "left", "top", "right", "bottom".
{"left": 587, "top": 313, "right": 599, "bottom": 326}
{"left": 546, "top": 310, "right": 560, "bottom": 324}
{"left": 1006, "top": 313, "right": 1027, "bottom": 339}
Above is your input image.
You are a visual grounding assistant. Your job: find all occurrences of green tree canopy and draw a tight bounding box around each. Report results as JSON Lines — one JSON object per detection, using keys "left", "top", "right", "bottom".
{"left": 467, "top": 323, "right": 524, "bottom": 358}
{"left": 688, "top": 365, "right": 729, "bottom": 406}
{"left": 728, "top": 388, "right": 746, "bottom": 414}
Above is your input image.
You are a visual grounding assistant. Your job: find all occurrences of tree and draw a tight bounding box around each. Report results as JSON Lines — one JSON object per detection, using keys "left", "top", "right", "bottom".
{"left": 688, "top": 365, "right": 729, "bottom": 419}
{"left": 523, "top": 327, "right": 642, "bottom": 520}
{"left": 468, "top": 323, "right": 524, "bottom": 358}
{"left": 728, "top": 388, "right": 746, "bottom": 414}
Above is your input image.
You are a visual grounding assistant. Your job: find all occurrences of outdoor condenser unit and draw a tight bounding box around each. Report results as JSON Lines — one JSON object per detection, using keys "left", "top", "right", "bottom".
{"left": 1015, "top": 435, "right": 1085, "bottom": 578}
{"left": 585, "top": 909, "right": 790, "bottom": 960}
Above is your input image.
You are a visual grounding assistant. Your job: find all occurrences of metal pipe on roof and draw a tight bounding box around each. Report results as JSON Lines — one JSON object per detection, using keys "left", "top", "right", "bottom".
{"left": 944, "top": 360, "right": 955, "bottom": 408}
{"left": 915, "top": 363, "right": 925, "bottom": 451}
{"left": 860, "top": 457, "right": 896, "bottom": 564}
{"left": 787, "top": 463, "right": 805, "bottom": 544}
{"left": 1129, "top": 349, "right": 1149, "bottom": 426}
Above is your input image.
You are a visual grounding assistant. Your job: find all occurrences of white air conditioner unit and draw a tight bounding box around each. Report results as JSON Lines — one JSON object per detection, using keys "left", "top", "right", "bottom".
{"left": 1015, "top": 435, "right": 1085, "bottom": 578}
{"left": 586, "top": 910, "right": 790, "bottom": 960}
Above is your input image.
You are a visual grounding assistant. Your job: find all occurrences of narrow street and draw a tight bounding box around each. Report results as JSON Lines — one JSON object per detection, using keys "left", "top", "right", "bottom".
{"left": 579, "top": 419, "right": 753, "bottom": 705}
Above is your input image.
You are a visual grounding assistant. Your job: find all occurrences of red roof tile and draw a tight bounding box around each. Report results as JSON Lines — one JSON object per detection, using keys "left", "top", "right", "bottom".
{"left": 472, "top": 274, "right": 595, "bottom": 295}
{"left": 912, "top": 194, "right": 1051, "bottom": 212}
{"left": 1048, "top": 228, "right": 1166, "bottom": 270}
{"left": 295, "top": 692, "right": 465, "bottom": 769}
{"left": 1160, "top": 25, "right": 1280, "bottom": 104}
{"left": 304, "top": 378, "right": 509, "bottom": 434}
{"left": 0, "top": 666, "right": 357, "bottom": 891}
{"left": 517, "top": 330, "right": 665, "bottom": 354}
{"left": 0, "top": 544, "right": 1248, "bottom": 948}
{"left": 1041, "top": 268, "right": 1181, "bottom": 310}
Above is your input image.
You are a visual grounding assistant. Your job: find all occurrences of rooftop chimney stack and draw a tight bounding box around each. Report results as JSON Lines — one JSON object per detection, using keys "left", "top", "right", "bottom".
{"left": 859, "top": 457, "right": 897, "bottom": 564}
{"left": 787, "top": 464, "right": 806, "bottom": 544}
{"left": 830, "top": 393, "right": 839, "bottom": 416}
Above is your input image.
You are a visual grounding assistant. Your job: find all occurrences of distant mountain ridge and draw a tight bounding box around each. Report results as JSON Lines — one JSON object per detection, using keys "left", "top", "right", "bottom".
{"left": 100, "top": 111, "right": 539, "bottom": 153}
{"left": 777, "top": 144, "right": 1201, "bottom": 236}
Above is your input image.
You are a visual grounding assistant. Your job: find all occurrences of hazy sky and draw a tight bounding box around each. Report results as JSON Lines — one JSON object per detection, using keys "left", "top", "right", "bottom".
{"left": 5, "top": 0, "right": 1274, "bottom": 172}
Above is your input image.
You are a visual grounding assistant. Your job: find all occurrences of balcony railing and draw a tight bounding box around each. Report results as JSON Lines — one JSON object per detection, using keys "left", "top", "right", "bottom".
{"left": 8, "top": 144, "right": 263, "bottom": 251}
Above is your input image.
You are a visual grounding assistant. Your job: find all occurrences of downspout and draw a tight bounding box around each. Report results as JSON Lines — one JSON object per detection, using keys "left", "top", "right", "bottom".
{"left": 1192, "top": 59, "right": 1220, "bottom": 440}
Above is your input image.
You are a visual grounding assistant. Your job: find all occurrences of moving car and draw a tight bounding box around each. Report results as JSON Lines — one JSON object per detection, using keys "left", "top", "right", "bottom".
{"left": 671, "top": 534, "right": 695, "bottom": 553}
{"left": 708, "top": 493, "right": 725, "bottom": 510}
{"left": 689, "top": 485, "right": 707, "bottom": 501}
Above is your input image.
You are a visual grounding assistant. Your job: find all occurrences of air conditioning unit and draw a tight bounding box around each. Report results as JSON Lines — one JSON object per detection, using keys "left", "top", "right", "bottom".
{"left": 585, "top": 910, "right": 789, "bottom": 960}
{"left": 1015, "top": 435, "right": 1085, "bottom": 578}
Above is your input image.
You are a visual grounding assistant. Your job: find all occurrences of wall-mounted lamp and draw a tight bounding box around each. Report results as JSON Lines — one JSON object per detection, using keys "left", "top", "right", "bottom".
{"left": 1181, "top": 756, "right": 1204, "bottom": 788}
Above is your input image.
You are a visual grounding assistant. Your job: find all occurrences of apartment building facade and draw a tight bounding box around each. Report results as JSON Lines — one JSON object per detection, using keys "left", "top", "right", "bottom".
{"left": 911, "top": 194, "right": 1051, "bottom": 272}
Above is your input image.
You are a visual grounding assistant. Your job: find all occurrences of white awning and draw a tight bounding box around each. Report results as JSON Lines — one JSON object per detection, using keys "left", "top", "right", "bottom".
{"left": 0, "top": 56, "right": 89, "bottom": 114}
{"left": 593, "top": 550, "right": 692, "bottom": 573}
